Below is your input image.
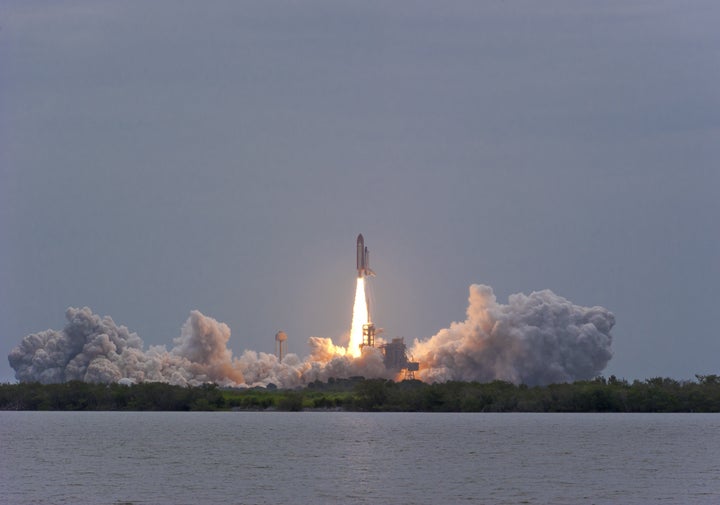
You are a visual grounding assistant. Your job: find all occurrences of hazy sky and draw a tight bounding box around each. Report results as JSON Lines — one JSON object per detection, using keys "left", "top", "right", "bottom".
{"left": 1, "top": 1, "right": 718, "bottom": 383}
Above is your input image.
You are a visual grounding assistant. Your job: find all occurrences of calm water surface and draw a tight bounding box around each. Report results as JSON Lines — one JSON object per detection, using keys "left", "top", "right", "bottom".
{"left": 1, "top": 412, "right": 719, "bottom": 504}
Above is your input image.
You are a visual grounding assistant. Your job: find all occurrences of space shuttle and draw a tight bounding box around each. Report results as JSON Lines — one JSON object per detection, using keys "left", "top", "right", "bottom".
{"left": 356, "top": 234, "right": 375, "bottom": 278}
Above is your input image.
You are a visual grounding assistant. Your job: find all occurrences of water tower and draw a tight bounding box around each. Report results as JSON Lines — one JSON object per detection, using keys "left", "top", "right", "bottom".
{"left": 275, "top": 331, "right": 288, "bottom": 362}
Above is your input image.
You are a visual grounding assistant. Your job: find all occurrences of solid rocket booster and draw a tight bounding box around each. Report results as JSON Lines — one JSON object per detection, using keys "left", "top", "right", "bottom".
{"left": 356, "top": 234, "right": 375, "bottom": 278}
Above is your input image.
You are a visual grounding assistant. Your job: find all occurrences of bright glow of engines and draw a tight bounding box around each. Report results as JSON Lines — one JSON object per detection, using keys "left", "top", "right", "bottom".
{"left": 348, "top": 277, "right": 368, "bottom": 357}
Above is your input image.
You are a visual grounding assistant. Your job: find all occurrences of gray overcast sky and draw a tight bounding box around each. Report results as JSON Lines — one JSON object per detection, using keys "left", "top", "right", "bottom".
{"left": 1, "top": 1, "right": 718, "bottom": 383}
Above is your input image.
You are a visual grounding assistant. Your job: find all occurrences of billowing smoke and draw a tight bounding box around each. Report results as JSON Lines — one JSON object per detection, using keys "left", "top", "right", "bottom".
{"left": 7, "top": 307, "right": 248, "bottom": 386}
{"left": 8, "top": 284, "right": 614, "bottom": 387}
{"left": 7, "top": 306, "right": 392, "bottom": 387}
{"left": 410, "top": 284, "right": 614, "bottom": 386}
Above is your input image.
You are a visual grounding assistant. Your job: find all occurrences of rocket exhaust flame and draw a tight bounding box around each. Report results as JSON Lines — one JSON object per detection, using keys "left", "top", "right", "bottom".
{"left": 348, "top": 277, "right": 368, "bottom": 358}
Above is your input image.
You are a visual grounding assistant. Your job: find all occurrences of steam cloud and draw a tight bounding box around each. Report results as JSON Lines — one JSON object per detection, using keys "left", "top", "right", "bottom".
{"left": 8, "top": 284, "right": 614, "bottom": 387}
{"left": 7, "top": 307, "right": 389, "bottom": 387}
{"left": 7, "top": 307, "right": 246, "bottom": 386}
{"left": 411, "top": 285, "right": 614, "bottom": 385}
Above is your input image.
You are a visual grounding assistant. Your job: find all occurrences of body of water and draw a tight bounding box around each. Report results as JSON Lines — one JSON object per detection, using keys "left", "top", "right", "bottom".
{"left": 1, "top": 411, "right": 718, "bottom": 504}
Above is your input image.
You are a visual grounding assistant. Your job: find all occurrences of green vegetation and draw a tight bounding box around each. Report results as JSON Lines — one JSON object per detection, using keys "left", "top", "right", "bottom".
{"left": 0, "top": 381, "right": 226, "bottom": 411}
{"left": 2, "top": 375, "right": 720, "bottom": 412}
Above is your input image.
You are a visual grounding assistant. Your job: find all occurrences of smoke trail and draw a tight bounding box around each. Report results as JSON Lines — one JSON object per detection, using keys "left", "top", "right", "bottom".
{"left": 410, "top": 284, "right": 614, "bottom": 386}
{"left": 347, "top": 277, "right": 368, "bottom": 357}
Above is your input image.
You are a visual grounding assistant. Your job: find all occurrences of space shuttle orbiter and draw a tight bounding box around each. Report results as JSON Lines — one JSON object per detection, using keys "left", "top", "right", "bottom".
{"left": 356, "top": 234, "right": 375, "bottom": 278}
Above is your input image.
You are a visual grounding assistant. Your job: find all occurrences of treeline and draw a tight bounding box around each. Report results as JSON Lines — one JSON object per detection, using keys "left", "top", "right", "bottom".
{"left": 0, "top": 381, "right": 226, "bottom": 411}
{"left": 327, "top": 375, "right": 720, "bottom": 412}
{"left": 2, "top": 375, "right": 720, "bottom": 412}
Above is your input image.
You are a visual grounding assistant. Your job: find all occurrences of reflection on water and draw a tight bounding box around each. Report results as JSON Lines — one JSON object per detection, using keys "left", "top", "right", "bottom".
{"left": 1, "top": 412, "right": 719, "bottom": 505}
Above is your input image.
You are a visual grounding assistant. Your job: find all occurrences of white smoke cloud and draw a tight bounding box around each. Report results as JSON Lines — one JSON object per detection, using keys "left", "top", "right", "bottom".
{"left": 8, "top": 307, "right": 144, "bottom": 384}
{"left": 7, "top": 307, "right": 244, "bottom": 386}
{"left": 7, "top": 306, "right": 393, "bottom": 387}
{"left": 7, "top": 284, "right": 614, "bottom": 387}
{"left": 410, "top": 284, "right": 614, "bottom": 386}
{"left": 227, "top": 338, "right": 390, "bottom": 387}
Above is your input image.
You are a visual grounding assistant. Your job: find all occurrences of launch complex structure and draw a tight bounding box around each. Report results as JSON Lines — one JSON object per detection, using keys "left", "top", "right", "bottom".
{"left": 356, "top": 234, "right": 420, "bottom": 380}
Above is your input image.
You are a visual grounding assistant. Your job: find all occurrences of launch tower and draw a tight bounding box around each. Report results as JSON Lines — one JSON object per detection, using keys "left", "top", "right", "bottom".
{"left": 362, "top": 323, "right": 376, "bottom": 348}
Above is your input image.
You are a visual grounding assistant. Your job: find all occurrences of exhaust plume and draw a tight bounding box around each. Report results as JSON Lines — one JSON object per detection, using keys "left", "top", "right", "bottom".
{"left": 7, "top": 306, "right": 392, "bottom": 387}
{"left": 410, "top": 284, "right": 614, "bottom": 386}
{"left": 7, "top": 307, "right": 247, "bottom": 386}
